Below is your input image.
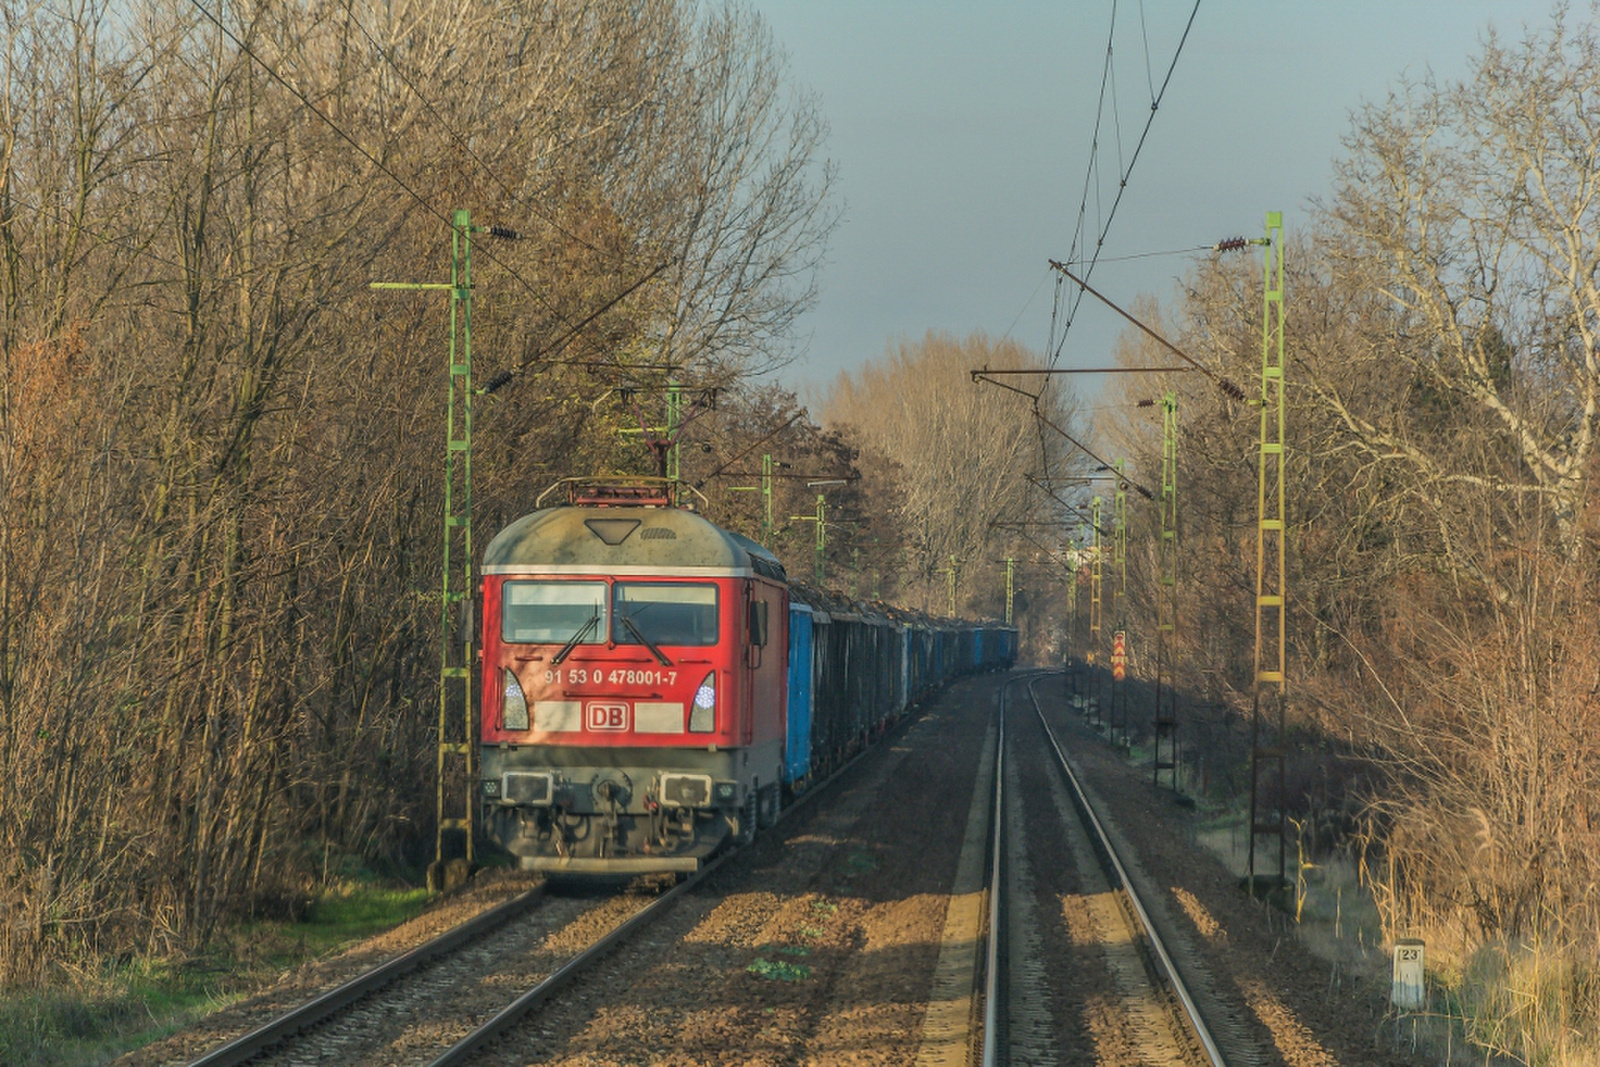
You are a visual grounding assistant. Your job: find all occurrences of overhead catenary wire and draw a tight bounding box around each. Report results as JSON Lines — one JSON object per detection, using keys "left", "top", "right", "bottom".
{"left": 1071, "top": 399, "right": 1162, "bottom": 413}
{"left": 0, "top": 189, "right": 680, "bottom": 474}
{"left": 1138, "top": 0, "right": 1157, "bottom": 100}
{"left": 1030, "top": 404, "right": 1158, "bottom": 502}
{"left": 694, "top": 410, "right": 807, "bottom": 486}
{"left": 1085, "top": 243, "right": 1213, "bottom": 264}
{"left": 1, "top": 187, "right": 664, "bottom": 390}
{"left": 184, "top": 1, "right": 515, "bottom": 292}
{"left": 488, "top": 258, "right": 679, "bottom": 389}
{"left": 30, "top": 167, "right": 663, "bottom": 384}
{"left": 1047, "top": 0, "right": 1203, "bottom": 369}
{"left": 1078, "top": 1, "right": 1118, "bottom": 262}
{"left": 1000, "top": 274, "right": 1051, "bottom": 343}
{"left": 1023, "top": 472, "right": 1115, "bottom": 531}
{"left": 1009, "top": 526, "right": 1091, "bottom": 581}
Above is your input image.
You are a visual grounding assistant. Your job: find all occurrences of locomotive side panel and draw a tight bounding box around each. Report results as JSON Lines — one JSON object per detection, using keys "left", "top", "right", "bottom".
{"left": 745, "top": 578, "right": 788, "bottom": 760}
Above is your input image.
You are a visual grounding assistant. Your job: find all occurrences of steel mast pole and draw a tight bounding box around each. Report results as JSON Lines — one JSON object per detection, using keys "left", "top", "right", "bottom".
{"left": 371, "top": 209, "right": 478, "bottom": 892}
{"left": 1067, "top": 534, "right": 1081, "bottom": 703}
{"left": 1089, "top": 496, "right": 1103, "bottom": 728}
{"left": 438, "top": 209, "right": 475, "bottom": 889}
{"left": 666, "top": 379, "right": 682, "bottom": 481}
{"left": 789, "top": 493, "right": 828, "bottom": 586}
{"left": 816, "top": 494, "right": 826, "bottom": 585}
{"left": 761, "top": 453, "right": 774, "bottom": 546}
{"left": 1111, "top": 460, "right": 1129, "bottom": 744}
{"left": 1248, "top": 211, "right": 1288, "bottom": 896}
{"left": 1004, "top": 557, "right": 1015, "bottom": 625}
{"left": 1153, "top": 392, "right": 1181, "bottom": 789}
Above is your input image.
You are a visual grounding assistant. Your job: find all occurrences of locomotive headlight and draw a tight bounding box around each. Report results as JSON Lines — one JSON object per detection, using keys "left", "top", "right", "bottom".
{"left": 503, "top": 669, "right": 529, "bottom": 731}
{"left": 688, "top": 671, "right": 716, "bottom": 732}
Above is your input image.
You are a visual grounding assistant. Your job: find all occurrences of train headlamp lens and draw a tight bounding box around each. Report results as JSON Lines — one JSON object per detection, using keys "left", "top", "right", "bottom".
{"left": 503, "top": 669, "right": 529, "bottom": 731}
{"left": 689, "top": 671, "right": 715, "bottom": 732}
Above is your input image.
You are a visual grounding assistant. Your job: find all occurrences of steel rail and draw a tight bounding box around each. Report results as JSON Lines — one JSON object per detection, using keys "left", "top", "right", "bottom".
{"left": 425, "top": 694, "right": 936, "bottom": 1066}
{"left": 186, "top": 886, "right": 547, "bottom": 1067}
{"left": 1026, "top": 677, "right": 1227, "bottom": 1067}
{"left": 978, "top": 676, "right": 1009, "bottom": 1067}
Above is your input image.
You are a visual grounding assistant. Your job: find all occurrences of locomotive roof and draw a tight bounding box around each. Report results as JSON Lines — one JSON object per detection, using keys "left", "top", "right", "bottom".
{"left": 483, "top": 505, "right": 787, "bottom": 580}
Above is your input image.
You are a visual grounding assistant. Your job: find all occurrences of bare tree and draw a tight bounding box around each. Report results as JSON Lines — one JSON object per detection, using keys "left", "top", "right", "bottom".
{"left": 644, "top": 4, "right": 840, "bottom": 379}
{"left": 824, "top": 331, "right": 1084, "bottom": 619}
{"left": 0, "top": 0, "right": 842, "bottom": 985}
{"left": 1324, "top": 8, "right": 1600, "bottom": 553}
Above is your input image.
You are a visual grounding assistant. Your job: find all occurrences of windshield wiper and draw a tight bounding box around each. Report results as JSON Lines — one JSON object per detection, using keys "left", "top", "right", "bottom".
{"left": 551, "top": 612, "right": 599, "bottom": 665}
{"left": 619, "top": 613, "right": 674, "bottom": 667}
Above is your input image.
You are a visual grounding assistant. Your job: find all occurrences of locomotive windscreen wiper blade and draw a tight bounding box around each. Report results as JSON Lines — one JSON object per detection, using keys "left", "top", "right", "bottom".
{"left": 551, "top": 612, "right": 599, "bottom": 665}
{"left": 620, "top": 613, "right": 674, "bottom": 667}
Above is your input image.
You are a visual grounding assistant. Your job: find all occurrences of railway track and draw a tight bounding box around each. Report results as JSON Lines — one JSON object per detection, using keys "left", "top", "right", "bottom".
{"left": 976, "top": 673, "right": 1230, "bottom": 1066}
{"left": 182, "top": 712, "right": 899, "bottom": 1067}
{"left": 182, "top": 856, "right": 734, "bottom": 1067}
{"left": 181, "top": 880, "right": 664, "bottom": 1067}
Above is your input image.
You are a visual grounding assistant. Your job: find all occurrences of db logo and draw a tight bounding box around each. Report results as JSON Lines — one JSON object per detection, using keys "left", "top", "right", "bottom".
{"left": 586, "top": 702, "right": 629, "bottom": 731}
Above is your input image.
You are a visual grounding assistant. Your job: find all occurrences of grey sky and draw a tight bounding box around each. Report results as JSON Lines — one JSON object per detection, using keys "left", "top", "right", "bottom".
{"left": 755, "top": 1, "right": 1541, "bottom": 398}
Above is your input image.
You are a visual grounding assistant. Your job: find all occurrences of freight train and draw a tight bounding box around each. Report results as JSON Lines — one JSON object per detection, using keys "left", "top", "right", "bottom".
{"left": 477, "top": 478, "right": 1016, "bottom": 874}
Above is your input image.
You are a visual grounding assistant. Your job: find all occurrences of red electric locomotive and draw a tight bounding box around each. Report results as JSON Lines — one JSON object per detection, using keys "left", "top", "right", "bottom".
{"left": 479, "top": 479, "right": 789, "bottom": 873}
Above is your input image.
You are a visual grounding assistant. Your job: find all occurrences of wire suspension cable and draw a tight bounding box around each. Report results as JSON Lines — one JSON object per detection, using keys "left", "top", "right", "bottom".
{"left": 1035, "top": 0, "right": 1200, "bottom": 490}
{"left": 696, "top": 412, "right": 806, "bottom": 486}
{"left": 1048, "top": 260, "right": 1246, "bottom": 401}
{"left": 1028, "top": 406, "right": 1153, "bottom": 499}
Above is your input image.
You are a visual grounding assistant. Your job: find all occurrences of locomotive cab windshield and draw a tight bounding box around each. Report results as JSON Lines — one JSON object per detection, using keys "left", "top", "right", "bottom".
{"left": 502, "top": 581, "right": 607, "bottom": 645}
{"left": 612, "top": 582, "right": 718, "bottom": 646}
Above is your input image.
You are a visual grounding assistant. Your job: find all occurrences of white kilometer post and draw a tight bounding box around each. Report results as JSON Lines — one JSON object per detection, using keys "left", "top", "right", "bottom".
{"left": 1391, "top": 939, "right": 1425, "bottom": 1010}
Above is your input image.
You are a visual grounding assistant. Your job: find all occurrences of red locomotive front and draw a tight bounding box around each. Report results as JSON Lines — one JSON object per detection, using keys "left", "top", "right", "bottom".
{"left": 479, "top": 481, "right": 788, "bottom": 873}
